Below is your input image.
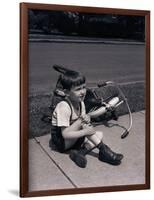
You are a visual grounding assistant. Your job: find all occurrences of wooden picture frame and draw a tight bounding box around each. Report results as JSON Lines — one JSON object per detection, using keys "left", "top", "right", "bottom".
{"left": 20, "top": 2, "right": 150, "bottom": 197}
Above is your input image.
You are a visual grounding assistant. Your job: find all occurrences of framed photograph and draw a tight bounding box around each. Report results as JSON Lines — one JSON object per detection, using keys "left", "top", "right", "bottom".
{"left": 20, "top": 2, "right": 150, "bottom": 197}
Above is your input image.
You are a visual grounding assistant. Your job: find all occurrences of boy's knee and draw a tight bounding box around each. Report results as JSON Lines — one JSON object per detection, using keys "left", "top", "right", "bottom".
{"left": 95, "top": 131, "right": 103, "bottom": 140}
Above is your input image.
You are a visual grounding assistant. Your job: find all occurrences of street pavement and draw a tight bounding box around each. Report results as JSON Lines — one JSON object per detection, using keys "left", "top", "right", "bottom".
{"left": 28, "top": 111, "right": 146, "bottom": 192}
{"left": 29, "top": 41, "right": 145, "bottom": 95}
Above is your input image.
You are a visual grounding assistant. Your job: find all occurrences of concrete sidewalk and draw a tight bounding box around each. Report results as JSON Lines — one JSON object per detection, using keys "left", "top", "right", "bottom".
{"left": 29, "top": 111, "right": 145, "bottom": 191}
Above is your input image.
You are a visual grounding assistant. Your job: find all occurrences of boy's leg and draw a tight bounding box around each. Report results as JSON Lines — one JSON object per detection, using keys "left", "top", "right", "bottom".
{"left": 64, "top": 138, "right": 78, "bottom": 150}
{"left": 86, "top": 131, "right": 123, "bottom": 165}
{"left": 86, "top": 131, "right": 103, "bottom": 149}
{"left": 68, "top": 137, "right": 88, "bottom": 168}
{"left": 70, "top": 131, "right": 123, "bottom": 167}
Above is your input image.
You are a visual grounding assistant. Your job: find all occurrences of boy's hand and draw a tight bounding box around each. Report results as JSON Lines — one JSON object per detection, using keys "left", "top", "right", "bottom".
{"left": 81, "top": 114, "right": 91, "bottom": 124}
{"left": 82, "top": 123, "right": 95, "bottom": 136}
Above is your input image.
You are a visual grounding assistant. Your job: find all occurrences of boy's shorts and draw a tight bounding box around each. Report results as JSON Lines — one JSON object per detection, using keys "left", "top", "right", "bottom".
{"left": 50, "top": 126, "right": 85, "bottom": 153}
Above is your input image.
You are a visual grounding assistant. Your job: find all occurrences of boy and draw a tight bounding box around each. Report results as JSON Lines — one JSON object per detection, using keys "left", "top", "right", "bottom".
{"left": 50, "top": 70, "right": 123, "bottom": 168}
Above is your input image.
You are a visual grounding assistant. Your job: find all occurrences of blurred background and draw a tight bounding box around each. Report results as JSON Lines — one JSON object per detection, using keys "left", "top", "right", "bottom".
{"left": 28, "top": 10, "right": 145, "bottom": 41}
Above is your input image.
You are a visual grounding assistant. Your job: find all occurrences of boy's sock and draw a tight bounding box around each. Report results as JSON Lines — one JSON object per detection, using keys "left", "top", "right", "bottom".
{"left": 97, "top": 141, "right": 123, "bottom": 165}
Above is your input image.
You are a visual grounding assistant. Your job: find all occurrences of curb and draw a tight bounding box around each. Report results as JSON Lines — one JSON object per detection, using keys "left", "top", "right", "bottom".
{"left": 28, "top": 34, "right": 145, "bottom": 45}
{"left": 29, "top": 38, "right": 145, "bottom": 45}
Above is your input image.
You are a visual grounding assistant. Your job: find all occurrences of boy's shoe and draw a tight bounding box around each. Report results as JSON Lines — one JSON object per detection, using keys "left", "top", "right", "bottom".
{"left": 69, "top": 150, "right": 87, "bottom": 168}
{"left": 98, "top": 144, "right": 123, "bottom": 165}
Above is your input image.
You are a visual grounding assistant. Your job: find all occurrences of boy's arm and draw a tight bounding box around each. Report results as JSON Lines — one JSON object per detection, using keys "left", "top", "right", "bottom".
{"left": 54, "top": 101, "right": 95, "bottom": 139}
{"left": 61, "top": 119, "right": 95, "bottom": 139}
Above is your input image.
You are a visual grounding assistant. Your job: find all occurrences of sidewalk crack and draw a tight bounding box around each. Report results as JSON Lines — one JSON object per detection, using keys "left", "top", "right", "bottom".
{"left": 33, "top": 137, "right": 77, "bottom": 188}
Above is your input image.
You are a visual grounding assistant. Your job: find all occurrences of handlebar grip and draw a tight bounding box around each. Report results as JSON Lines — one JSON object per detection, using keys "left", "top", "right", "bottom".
{"left": 97, "top": 81, "right": 107, "bottom": 87}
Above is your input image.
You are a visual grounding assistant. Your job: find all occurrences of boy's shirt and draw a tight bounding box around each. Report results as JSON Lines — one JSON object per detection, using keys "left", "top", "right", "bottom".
{"left": 52, "top": 101, "right": 86, "bottom": 127}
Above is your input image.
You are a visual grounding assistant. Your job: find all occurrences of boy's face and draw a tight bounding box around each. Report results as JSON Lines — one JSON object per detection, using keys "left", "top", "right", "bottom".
{"left": 68, "top": 83, "right": 87, "bottom": 103}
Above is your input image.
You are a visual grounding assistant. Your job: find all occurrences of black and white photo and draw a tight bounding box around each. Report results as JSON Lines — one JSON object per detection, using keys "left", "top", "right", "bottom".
{"left": 20, "top": 3, "right": 150, "bottom": 197}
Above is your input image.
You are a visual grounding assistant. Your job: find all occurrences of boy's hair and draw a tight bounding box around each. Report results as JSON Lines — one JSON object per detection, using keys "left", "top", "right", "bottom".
{"left": 60, "top": 70, "right": 86, "bottom": 90}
